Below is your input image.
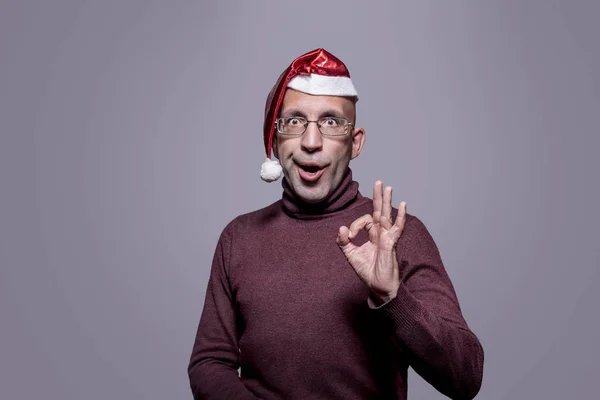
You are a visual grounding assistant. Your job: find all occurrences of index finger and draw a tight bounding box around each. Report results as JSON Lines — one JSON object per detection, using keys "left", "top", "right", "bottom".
{"left": 348, "top": 214, "right": 374, "bottom": 239}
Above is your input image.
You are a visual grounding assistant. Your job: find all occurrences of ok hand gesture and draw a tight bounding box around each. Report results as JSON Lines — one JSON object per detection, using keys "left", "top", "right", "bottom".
{"left": 336, "top": 181, "right": 407, "bottom": 304}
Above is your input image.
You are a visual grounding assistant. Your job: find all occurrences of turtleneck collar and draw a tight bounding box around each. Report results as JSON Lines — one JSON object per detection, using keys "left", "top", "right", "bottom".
{"left": 281, "top": 168, "right": 364, "bottom": 219}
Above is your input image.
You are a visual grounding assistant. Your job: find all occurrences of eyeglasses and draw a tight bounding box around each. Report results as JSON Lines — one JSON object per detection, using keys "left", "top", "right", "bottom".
{"left": 275, "top": 116, "right": 353, "bottom": 137}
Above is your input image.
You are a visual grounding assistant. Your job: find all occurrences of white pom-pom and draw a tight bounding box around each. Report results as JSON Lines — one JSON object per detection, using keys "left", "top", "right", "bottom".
{"left": 260, "top": 158, "right": 283, "bottom": 182}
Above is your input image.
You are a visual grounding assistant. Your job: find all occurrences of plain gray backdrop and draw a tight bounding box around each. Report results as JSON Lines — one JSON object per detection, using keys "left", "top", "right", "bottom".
{"left": 1, "top": 1, "right": 598, "bottom": 399}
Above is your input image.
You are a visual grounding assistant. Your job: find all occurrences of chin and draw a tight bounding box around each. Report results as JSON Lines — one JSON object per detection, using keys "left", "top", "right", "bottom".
{"left": 292, "top": 182, "right": 331, "bottom": 204}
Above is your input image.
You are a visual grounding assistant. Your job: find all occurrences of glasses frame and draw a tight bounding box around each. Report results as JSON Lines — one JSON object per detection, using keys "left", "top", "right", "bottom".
{"left": 275, "top": 116, "right": 354, "bottom": 137}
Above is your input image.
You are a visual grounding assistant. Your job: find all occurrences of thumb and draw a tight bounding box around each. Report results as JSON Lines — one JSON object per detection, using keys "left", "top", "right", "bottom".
{"left": 336, "top": 225, "right": 355, "bottom": 249}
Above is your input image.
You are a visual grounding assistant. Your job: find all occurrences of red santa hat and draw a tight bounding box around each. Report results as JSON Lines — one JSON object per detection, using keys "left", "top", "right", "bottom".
{"left": 260, "top": 48, "right": 359, "bottom": 182}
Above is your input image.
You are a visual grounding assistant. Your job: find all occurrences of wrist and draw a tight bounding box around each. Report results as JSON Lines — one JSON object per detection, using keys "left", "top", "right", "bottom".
{"left": 370, "top": 286, "right": 399, "bottom": 306}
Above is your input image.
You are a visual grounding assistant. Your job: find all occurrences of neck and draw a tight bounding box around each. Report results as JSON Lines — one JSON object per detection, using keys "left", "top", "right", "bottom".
{"left": 281, "top": 168, "right": 361, "bottom": 219}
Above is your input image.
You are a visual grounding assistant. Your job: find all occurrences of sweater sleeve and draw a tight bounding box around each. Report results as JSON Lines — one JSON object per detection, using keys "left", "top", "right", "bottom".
{"left": 188, "top": 226, "right": 259, "bottom": 400}
{"left": 371, "top": 216, "right": 484, "bottom": 399}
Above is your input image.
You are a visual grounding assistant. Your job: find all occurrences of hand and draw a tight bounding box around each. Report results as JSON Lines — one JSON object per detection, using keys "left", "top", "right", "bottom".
{"left": 336, "top": 181, "right": 407, "bottom": 304}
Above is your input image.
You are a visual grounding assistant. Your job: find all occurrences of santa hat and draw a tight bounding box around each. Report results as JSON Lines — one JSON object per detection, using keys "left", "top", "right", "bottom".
{"left": 260, "top": 48, "right": 359, "bottom": 182}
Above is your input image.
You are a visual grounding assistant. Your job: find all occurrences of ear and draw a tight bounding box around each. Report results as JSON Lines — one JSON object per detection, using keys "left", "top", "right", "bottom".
{"left": 350, "top": 127, "right": 365, "bottom": 160}
{"left": 272, "top": 134, "right": 279, "bottom": 159}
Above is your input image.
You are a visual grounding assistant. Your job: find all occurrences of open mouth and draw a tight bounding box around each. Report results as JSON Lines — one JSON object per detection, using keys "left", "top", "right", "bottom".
{"left": 300, "top": 165, "right": 321, "bottom": 173}
{"left": 296, "top": 162, "right": 326, "bottom": 182}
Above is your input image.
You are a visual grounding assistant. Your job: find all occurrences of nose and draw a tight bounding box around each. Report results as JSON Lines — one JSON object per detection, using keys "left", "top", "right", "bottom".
{"left": 301, "top": 121, "right": 323, "bottom": 153}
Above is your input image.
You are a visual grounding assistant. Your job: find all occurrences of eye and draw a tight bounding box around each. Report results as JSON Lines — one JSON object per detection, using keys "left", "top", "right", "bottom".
{"left": 287, "top": 117, "right": 303, "bottom": 126}
{"left": 322, "top": 117, "right": 339, "bottom": 126}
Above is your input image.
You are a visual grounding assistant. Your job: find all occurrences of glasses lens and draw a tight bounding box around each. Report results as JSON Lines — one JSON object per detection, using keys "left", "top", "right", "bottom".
{"left": 319, "top": 117, "right": 348, "bottom": 136}
{"left": 280, "top": 117, "right": 306, "bottom": 135}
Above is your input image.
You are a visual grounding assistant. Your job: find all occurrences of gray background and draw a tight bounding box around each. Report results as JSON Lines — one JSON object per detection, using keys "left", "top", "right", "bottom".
{"left": 1, "top": 1, "right": 598, "bottom": 399}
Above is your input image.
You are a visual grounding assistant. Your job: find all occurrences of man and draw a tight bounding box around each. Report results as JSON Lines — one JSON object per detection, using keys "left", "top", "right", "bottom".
{"left": 188, "top": 48, "right": 484, "bottom": 399}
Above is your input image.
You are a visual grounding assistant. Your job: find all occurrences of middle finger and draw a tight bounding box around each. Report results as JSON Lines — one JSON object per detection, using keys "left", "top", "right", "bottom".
{"left": 372, "top": 181, "right": 383, "bottom": 224}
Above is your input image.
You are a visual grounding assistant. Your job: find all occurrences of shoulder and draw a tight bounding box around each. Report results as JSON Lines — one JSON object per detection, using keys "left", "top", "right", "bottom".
{"left": 219, "top": 199, "right": 284, "bottom": 239}
{"left": 396, "top": 213, "right": 442, "bottom": 261}
{"left": 402, "top": 213, "right": 430, "bottom": 236}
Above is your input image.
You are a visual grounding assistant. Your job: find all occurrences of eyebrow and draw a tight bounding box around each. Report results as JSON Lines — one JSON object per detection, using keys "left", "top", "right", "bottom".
{"left": 279, "top": 108, "right": 307, "bottom": 118}
{"left": 279, "top": 108, "right": 348, "bottom": 120}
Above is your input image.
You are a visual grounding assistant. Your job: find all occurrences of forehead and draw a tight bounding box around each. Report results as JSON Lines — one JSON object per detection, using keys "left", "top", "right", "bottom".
{"left": 280, "top": 89, "right": 355, "bottom": 118}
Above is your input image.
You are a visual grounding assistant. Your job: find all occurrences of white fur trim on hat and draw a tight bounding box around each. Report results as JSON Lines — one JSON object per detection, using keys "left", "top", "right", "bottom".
{"left": 260, "top": 158, "right": 283, "bottom": 182}
{"left": 287, "top": 74, "right": 358, "bottom": 98}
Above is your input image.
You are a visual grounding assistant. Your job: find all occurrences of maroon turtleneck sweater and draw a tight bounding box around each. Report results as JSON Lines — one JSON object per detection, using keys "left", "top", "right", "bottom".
{"left": 188, "top": 169, "right": 484, "bottom": 399}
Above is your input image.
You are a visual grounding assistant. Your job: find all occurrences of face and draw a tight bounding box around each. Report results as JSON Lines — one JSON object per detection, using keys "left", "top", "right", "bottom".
{"left": 272, "top": 89, "right": 365, "bottom": 204}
